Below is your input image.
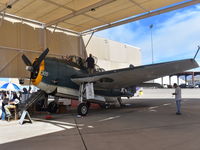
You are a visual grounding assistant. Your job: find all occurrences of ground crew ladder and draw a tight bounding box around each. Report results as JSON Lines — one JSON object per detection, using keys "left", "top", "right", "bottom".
{"left": 22, "top": 90, "right": 46, "bottom": 111}
{"left": 19, "top": 90, "right": 46, "bottom": 125}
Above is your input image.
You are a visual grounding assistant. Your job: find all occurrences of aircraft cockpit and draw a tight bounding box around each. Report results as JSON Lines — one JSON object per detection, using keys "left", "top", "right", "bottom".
{"left": 63, "top": 55, "right": 105, "bottom": 73}
{"left": 95, "top": 64, "right": 105, "bottom": 72}
{"left": 68, "top": 55, "right": 85, "bottom": 69}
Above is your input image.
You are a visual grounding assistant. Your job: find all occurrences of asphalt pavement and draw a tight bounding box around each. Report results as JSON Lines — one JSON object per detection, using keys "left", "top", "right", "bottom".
{"left": 1, "top": 89, "right": 200, "bottom": 150}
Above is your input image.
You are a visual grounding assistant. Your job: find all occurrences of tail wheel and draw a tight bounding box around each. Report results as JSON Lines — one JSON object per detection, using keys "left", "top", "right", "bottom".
{"left": 77, "top": 103, "right": 89, "bottom": 116}
{"left": 99, "top": 103, "right": 110, "bottom": 109}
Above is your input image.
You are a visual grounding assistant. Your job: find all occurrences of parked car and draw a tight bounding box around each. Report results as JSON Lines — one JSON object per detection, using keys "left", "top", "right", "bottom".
{"left": 195, "top": 84, "right": 200, "bottom": 88}
{"left": 187, "top": 84, "right": 195, "bottom": 88}
{"left": 167, "top": 85, "right": 173, "bottom": 88}
{"left": 179, "top": 84, "right": 187, "bottom": 88}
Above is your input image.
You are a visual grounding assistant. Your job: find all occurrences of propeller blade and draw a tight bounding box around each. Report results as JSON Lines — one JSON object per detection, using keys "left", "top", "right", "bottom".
{"left": 33, "top": 48, "right": 49, "bottom": 69}
{"left": 22, "top": 48, "right": 49, "bottom": 80}
{"left": 37, "top": 48, "right": 49, "bottom": 65}
{"left": 22, "top": 54, "right": 32, "bottom": 66}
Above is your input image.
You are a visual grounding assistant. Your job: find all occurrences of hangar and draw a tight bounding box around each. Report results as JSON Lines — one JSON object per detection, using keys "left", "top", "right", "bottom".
{"left": 0, "top": 0, "right": 199, "bottom": 79}
{"left": 0, "top": 0, "right": 199, "bottom": 119}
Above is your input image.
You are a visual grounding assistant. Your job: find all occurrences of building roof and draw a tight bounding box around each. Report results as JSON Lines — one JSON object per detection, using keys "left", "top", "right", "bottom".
{"left": 0, "top": 0, "right": 199, "bottom": 34}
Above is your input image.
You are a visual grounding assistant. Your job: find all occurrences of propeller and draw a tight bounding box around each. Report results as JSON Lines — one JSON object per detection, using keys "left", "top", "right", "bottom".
{"left": 22, "top": 55, "right": 32, "bottom": 66}
{"left": 33, "top": 48, "right": 49, "bottom": 70}
{"left": 22, "top": 48, "right": 49, "bottom": 79}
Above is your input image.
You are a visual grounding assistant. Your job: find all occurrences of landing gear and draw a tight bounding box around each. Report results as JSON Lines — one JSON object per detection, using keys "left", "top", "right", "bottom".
{"left": 47, "top": 101, "right": 58, "bottom": 113}
{"left": 77, "top": 103, "right": 89, "bottom": 116}
{"left": 77, "top": 83, "right": 94, "bottom": 116}
{"left": 47, "top": 96, "right": 59, "bottom": 113}
{"left": 77, "top": 83, "right": 88, "bottom": 116}
{"left": 117, "top": 97, "right": 125, "bottom": 107}
{"left": 99, "top": 103, "right": 110, "bottom": 109}
{"left": 117, "top": 97, "right": 122, "bottom": 107}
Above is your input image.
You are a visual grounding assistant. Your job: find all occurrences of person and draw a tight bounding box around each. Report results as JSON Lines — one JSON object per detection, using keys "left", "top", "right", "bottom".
{"left": 86, "top": 54, "right": 95, "bottom": 74}
{"left": 78, "top": 57, "right": 84, "bottom": 68}
{"left": 172, "top": 83, "right": 182, "bottom": 115}
{"left": 1, "top": 92, "right": 8, "bottom": 120}
{"left": 21, "top": 88, "right": 28, "bottom": 104}
{"left": 23, "top": 87, "right": 28, "bottom": 94}
{"left": 0, "top": 94, "right": 3, "bottom": 120}
{"left": 4, "top": 92, "right": 20, "bottom": 118}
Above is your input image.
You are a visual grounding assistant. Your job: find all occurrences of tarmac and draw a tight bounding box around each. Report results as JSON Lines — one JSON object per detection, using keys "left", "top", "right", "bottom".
{"left": 1, "top": 88, "right": 200, "bottom": 150}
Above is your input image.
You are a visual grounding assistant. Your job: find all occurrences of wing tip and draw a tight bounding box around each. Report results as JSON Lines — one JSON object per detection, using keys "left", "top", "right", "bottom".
{"left": 190, "top": 58, "right": 199, "bottom": 68}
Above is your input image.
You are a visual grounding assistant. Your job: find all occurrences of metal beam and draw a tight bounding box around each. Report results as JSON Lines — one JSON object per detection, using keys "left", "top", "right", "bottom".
{"left": 0, "top": 11, "right": 5, "bottom": 26}
{"left": 129, "top": 0, "right": 149, "bottom": 12}
{"left": 0, "top": 0, "right": 20, "bottom": 13}
{"left": 0, "top": 51, "right": 20, "bottom": 73}
{"left": 0, "top": 13, "right": 80, "bottom": 35}
{"left": 82, "top": 0, "right": 200, "bottom": 35}
{"left": 40, "top": 26, "right": 47, "bottom": 49}
{"left": 45, "top": 0, "right": 116, "bottom": 27}
{"left": 48, "top": 25, "right": 80, "bottom": 35}
{"left": 0, "top": 12, "right": 44, "bottom": 26}
{"left": 0, "top": 45, "right": 64, "bottom": 57}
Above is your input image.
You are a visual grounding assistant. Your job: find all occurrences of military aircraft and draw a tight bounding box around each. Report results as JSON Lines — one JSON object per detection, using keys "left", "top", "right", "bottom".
{"left": 22, "top": 48, "right": 199, "bottom": 116}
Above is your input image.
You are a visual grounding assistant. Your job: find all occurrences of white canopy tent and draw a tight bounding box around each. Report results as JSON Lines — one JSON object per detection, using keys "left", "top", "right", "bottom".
{"left": 0, "top": 0, "right": 199, "bottom": 79}
{"left": 0, "top": 0, "right": 199, "bottom": 34}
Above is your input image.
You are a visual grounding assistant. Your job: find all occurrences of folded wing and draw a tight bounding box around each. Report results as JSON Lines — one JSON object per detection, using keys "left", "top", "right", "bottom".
{"left": 71, "top": 59, "right": 199, "bottom": 89}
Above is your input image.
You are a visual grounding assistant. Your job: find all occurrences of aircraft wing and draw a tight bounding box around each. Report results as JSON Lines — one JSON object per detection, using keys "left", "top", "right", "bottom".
{"left": 71, "top": 59, "right": 199, "bottom": 89}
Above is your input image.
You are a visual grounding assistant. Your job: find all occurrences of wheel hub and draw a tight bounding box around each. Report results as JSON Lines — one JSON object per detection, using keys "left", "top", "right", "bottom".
{"left": 81, "top": 106, "right": 87, "bottom": 114}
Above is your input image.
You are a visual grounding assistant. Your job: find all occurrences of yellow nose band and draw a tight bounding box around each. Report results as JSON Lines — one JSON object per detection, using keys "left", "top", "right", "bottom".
{"left": 32, "top": 60, "right": 44, "bottom": 86}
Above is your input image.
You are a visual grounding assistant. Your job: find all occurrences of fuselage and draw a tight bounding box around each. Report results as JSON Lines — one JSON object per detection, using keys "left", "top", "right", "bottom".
{"left": 32, "top": 57, "right": 125, "bottom": 99}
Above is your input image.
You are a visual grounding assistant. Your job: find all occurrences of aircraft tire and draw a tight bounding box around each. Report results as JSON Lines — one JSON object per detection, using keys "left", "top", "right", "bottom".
{"left": 47, "top": 101, "right": 58, "bottom": 113}
{"left": 77, "top": 103, "right": 88, "bottom": 116}
{"left": 99, "top": 103, "right": 110, "bottom": 109}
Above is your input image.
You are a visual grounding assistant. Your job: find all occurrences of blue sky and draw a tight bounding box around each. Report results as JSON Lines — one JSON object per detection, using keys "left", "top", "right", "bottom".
{"left": 95, "top": 4, "right": 200, "bottom": 67}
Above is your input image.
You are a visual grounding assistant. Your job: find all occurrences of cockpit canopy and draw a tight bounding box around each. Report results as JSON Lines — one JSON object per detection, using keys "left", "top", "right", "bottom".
{"left": 65, "top": 55, "right": 105, "bottom": 73}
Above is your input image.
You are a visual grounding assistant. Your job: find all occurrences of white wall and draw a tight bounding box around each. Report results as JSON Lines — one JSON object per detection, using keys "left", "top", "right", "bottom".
{"left": 83, "top": 35, "right": 141, "bottom": 70}
{"left": 154, "top": 76, "right": 185, "bottom": 85}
